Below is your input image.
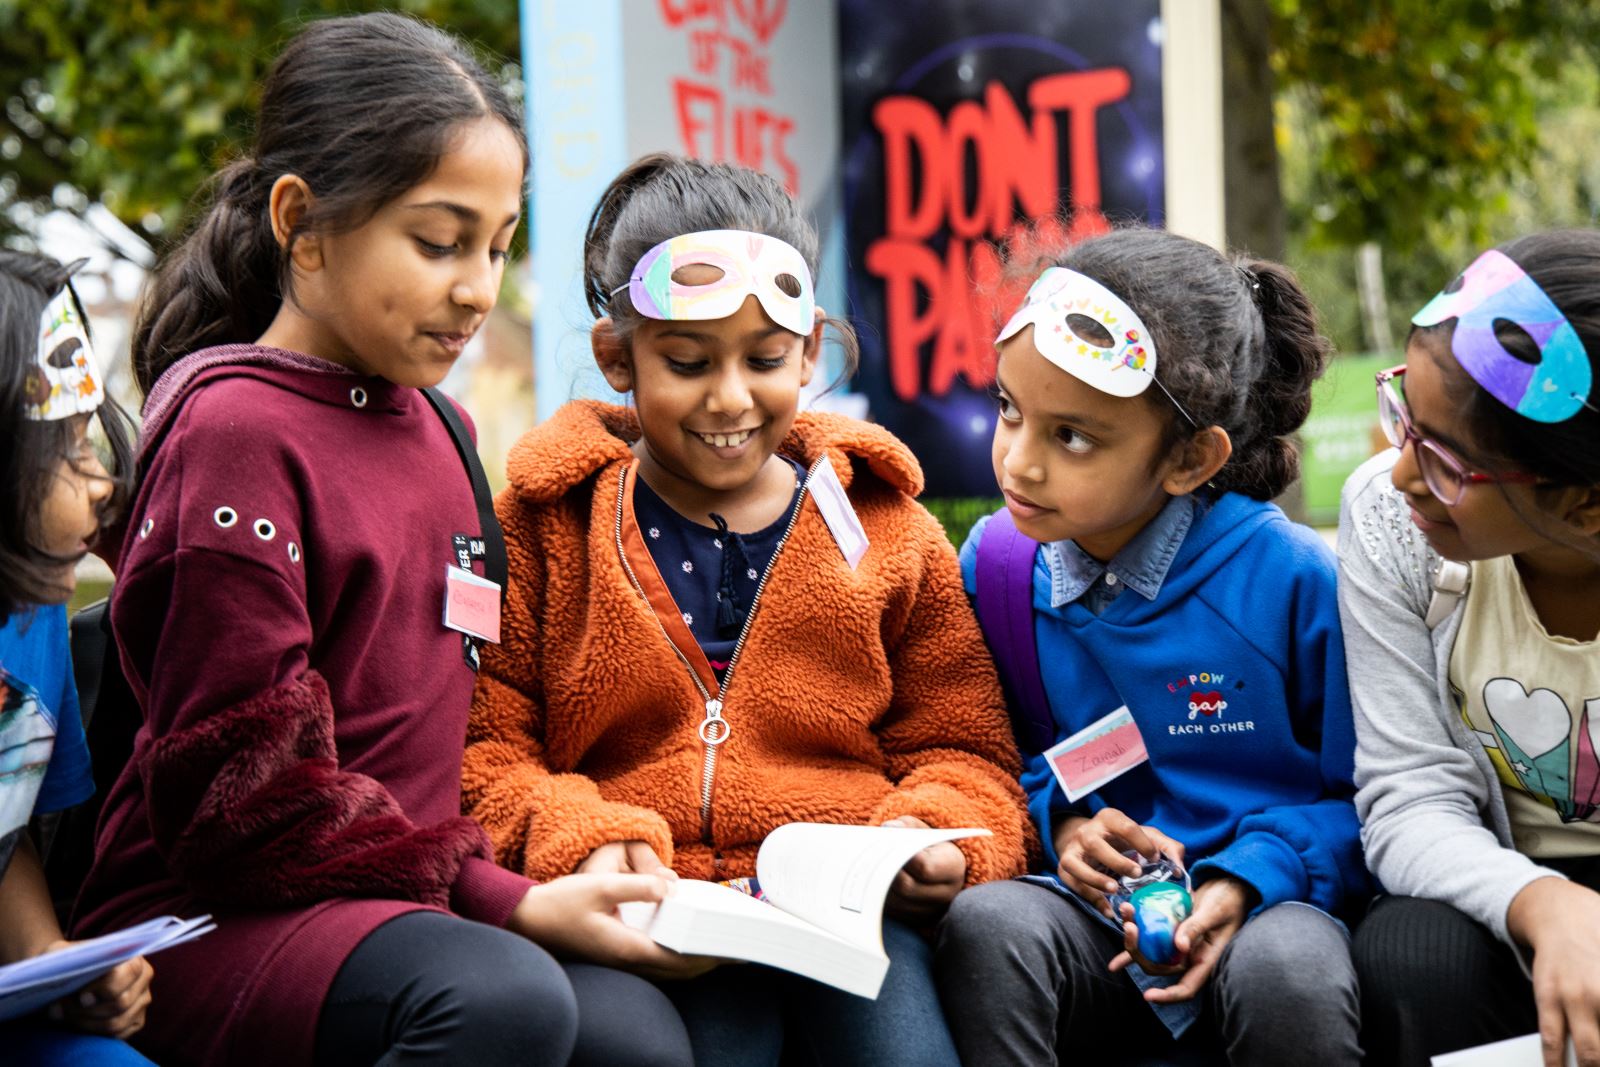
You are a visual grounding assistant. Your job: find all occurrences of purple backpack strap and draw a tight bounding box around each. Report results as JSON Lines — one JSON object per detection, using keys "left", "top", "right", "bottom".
{"left": 975, "top": 510, "right": 1055, "bottom": 754}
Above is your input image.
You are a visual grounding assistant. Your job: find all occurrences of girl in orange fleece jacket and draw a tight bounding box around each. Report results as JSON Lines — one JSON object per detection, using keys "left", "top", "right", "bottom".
{"left": 465, "top": 155, "right": 1028, "bottom": 1066}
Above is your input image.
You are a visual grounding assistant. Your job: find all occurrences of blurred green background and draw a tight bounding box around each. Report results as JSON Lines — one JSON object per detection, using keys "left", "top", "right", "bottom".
{"left": 6, "top": 0, "right": 1600, "bottom": 551}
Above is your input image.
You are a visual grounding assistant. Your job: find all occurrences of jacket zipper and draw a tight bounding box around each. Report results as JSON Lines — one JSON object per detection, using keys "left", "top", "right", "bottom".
{"left": 613, "top": 459, "right": 819, "bottom": 847}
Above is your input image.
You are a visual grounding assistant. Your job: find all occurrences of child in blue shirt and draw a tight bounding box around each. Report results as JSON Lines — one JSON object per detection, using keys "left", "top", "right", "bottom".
{"left": 934, "top": 229, "right": 1372, "bottom": 1066}
{"left": 0, "top": 250, "right": 152, "bottom": 1064}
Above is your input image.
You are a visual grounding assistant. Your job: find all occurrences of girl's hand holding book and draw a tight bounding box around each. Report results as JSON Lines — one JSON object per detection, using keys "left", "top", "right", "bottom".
{"left": 881, "top": 815, "right": 967, "bottom": 921}
{"left": 1053, "top": 808, "right": 1186, "bottom": 919}
{"left": 508, "top": 874, "right": 722, "bottom": 981}
{"left": 42, "top": 944, "right": 153, "bottom": 1039}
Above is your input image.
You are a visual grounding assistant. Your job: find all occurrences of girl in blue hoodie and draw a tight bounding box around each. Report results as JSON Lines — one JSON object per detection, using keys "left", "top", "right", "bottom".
{"left": 934, "top": 228, "right": 1372, "bottom": 1066}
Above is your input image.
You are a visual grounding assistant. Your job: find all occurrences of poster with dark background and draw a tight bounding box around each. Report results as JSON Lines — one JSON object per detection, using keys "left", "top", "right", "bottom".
{"left": 839, "top": 2, "right": 1165, "bottom": 498}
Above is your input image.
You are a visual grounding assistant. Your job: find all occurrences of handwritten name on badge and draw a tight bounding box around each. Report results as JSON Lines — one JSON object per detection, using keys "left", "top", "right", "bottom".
{"left": 1045, "top": 706, "right": 1149, "bottom": 802}
{"left": 443, "top": 565, "right": 502, "bottom": 644}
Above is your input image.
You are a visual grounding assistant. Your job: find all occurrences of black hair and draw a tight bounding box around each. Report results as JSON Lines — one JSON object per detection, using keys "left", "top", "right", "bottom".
{"left": 1411, "top": 229, "right": 1600, "bottom": 490}
{"left": 0, "top": 252, "right": 135, "bottom": 619}
{"left": 582, "top": 153, "right": 859, "bottom": 387}
{"left": 1046, "top": 227, "right": 1330, "bottom": 500}
{"left": 131, "top": 11, "right": 526, "bottom": 395}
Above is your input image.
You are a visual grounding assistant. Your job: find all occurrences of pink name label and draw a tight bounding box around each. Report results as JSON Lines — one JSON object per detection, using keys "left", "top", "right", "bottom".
{"left": 443, "top": 565, "right": 502, "bottom": 644}
{"left": 1045, "top": 705, "right": 1149, "bottom": 802}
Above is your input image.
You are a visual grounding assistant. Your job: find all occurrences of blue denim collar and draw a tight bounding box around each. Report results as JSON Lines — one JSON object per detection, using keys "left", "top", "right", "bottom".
{"left": 1042, "top": 494, "right": 1197, "bottom": 609}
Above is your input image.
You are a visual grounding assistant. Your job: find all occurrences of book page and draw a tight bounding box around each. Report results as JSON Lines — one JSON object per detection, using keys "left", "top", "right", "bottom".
{"left": 755, "top": 823, "right": 989, "bottom": 948}
{"left": 620, "top": 879, "right": 892, "bottom": 998}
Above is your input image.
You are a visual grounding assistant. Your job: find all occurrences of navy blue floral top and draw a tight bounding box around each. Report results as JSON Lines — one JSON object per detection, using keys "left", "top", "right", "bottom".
{"left": 632, "top": 458, "right": 805, "bottom": 680}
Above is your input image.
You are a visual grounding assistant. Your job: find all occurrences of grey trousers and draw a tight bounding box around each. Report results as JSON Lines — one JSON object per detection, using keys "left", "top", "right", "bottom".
{"left": 934, "top": 879, "right": 1361, "bottom": 1067}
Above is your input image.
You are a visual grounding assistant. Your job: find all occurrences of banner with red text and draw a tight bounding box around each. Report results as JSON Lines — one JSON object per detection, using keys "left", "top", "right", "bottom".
{"left": 527, "top": 0, "right": 841, "bottom": 421}
{"left": 839, "top": 3, "right": 1164, "bottom": 497}
{"left": 623, "top": 0, "right": 838, "bottom": 214}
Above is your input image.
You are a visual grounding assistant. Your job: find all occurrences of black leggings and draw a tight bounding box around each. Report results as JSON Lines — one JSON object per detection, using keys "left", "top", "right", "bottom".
{"left": 1355, "top": 854, "right": 1600, "bottom": 1067}
{"left": 313, "top": 912, "right": 692, "bottom": 1067}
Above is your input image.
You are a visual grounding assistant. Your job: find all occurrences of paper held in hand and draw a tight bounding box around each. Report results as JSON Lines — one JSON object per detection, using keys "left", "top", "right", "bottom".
{"left": 1431, "top": 1033, "right": 1576, "bottom": 1067}
{"left": 619, "top": 822, "right": 988, "bottom": 999}
{"left": 0, "top": 914, "right": 215, "bottom": 1023}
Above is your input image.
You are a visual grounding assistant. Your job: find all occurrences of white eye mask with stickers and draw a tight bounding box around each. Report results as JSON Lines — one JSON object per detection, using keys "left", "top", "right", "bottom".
{"left": 997, "top": 267, "right": 1196, "bottom": 426}
{"left": 25, "top": 283, "right": 105, "bottom": 422}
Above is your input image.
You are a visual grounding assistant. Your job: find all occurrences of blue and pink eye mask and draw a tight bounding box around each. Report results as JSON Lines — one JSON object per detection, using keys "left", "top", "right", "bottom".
{"left": 612, "top": 229, "right": 816, "bottom": 338}
{"left": 1411, "top": 248, "right": 1595, "bottom": 423}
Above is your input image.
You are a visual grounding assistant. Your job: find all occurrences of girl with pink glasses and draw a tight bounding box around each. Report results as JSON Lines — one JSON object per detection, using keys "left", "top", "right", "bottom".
{"left": 1340, "top": 230, "right": 1600, "bottom": 1067}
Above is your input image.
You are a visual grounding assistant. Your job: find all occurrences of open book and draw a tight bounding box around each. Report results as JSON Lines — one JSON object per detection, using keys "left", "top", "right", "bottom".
{"left": 619, "top": 823, "right": 988, "bottom": 999}
{"left": 0, "top": 914, "right": 215, "bottom": 1022}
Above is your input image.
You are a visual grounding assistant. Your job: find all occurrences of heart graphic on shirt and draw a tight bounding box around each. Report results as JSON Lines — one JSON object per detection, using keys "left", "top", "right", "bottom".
{"left": 1483, "top": 677, "right": 1575, "bottom": 817}
{"left": 1573, "top": 700, "right": 1600, "bottom": 821}
{"left": 1186, "top": 691, "right": 1227, "bottom": 720}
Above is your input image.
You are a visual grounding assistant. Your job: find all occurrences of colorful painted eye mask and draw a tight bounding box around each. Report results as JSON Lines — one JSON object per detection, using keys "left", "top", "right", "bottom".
{"left": 25, "top": 283, "right": 104, "bottom": 422}
{"left": 996, "top": 267, "right": 1159, "bottom": 399}
{"left": 614, "top": 229, "right": 816, "bottom": 337}
{"left": 1411, "top": 248, "right": 1595, "bottom": 423}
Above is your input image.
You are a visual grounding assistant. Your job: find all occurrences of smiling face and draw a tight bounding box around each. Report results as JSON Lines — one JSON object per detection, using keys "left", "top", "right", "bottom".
{"left": 597, "top": 292, "right": 819, "bottom": 515}
{"left": 992, "top": 330, "right": 1199, "bottom": 561}
{"left": 1391, "top": 332, "right": 1592, "bottom": 562}
{"left": 262, "top": 116, "right": 524, "bottom": 388}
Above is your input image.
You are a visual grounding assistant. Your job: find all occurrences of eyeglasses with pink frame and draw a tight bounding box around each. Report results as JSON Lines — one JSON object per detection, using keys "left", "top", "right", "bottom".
{"left": 1375, "top": 365, "right": 1540, "bottom": 506}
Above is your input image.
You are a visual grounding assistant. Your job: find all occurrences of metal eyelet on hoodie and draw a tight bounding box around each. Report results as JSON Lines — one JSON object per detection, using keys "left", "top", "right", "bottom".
{"left": 350, "top": 387, "right": 368, "bottom": 409}
{"left": 213, "top": 506, "right": 238, "bottom": 528}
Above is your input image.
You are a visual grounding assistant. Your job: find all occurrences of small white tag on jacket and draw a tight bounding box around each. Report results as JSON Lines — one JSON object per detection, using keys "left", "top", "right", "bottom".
{"left": 807, "top": 459, "right": 868, "bottom": 570}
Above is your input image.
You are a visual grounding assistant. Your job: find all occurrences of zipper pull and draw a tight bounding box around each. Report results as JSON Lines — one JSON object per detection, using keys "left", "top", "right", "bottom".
{"left": 699, "top": 697, "right": 730, "bottom": 745}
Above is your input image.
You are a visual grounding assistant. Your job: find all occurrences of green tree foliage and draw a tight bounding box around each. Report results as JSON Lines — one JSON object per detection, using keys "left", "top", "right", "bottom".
{"left": 1271, "top": 0, "right": 1600, "bottom": 352}
{"left": 1273, "top": 0, "right": 1600, "bottom": 249}
{"left": 0, "top": 0, "right": 519, "bottom": 252}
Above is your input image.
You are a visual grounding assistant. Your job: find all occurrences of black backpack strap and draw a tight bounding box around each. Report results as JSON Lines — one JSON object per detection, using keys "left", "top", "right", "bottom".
{"left": 38, "top": 598, "right": 140, "bottom": 920}
{"left": 422, "top": 387, "right": 507, "bottom": 594}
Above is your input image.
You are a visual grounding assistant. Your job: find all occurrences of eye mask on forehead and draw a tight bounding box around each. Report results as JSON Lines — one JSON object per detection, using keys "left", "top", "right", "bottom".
{"left": 25, "top": 282, "right": 105, "bottom": 422}
{"left": 1411, "top": 248, "right": 1595, "bottom": 423}
{"left": 996, "top": 267, "right": 1159, "bottom": 398}
{"left": 614, "top": 229, "right": 816, "bottom": 337}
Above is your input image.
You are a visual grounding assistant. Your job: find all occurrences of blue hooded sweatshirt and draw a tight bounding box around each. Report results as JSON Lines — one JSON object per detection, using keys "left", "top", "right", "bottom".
{"left": 961, "top": 494, "right": 1371, "bottom": 917}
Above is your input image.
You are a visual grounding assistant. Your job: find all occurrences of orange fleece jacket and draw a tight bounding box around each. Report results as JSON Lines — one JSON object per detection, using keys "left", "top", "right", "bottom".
{"left": 464, "top": 401, "right": 1029, "bottom": 885}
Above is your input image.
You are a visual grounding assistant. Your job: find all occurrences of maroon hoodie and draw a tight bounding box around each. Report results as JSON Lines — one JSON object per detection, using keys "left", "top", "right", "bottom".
{"left": 73, "top": 346, "right": 532, "bottom": 1066}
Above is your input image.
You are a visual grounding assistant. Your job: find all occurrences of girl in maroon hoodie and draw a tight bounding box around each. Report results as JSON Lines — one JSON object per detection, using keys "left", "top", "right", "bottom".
{"left": 72, "top": 14, "right": 692, "bottom": 1067}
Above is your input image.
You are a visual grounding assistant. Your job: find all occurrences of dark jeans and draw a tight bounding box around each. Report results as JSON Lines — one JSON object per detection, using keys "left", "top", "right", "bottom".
{"left": 314, "top": 911, "right": 692, "bottom": 1067}
{"left": 660, "top": 917, "right": 960, "bottom": 1067}
{"left": 934, "top": 878, "right": 1361, "bottom": 1067}
{"left": 1354, "top": 853, "right": 1600, "bottom": 1067}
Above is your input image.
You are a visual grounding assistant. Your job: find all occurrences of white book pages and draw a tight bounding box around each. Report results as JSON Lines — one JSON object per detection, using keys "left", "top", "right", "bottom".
{"left": 755, "top": 823, "right": 989, "bottom": 947}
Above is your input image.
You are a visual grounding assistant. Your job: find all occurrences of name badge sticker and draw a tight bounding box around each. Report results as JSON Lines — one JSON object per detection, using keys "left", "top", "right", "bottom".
{"left": 443, "top": 565, "right": 502, "bottom": 644}
{"left": 807, "top": 459, "right": 869, "bottom": 570}
{"left": 1046, "top": 705, "right": 1149, "bottom": 802}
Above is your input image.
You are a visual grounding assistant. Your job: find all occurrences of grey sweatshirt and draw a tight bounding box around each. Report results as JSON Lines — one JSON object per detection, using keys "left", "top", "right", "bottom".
{"left": 1338, "top": 451, "right": 1563, "bottom": 948}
